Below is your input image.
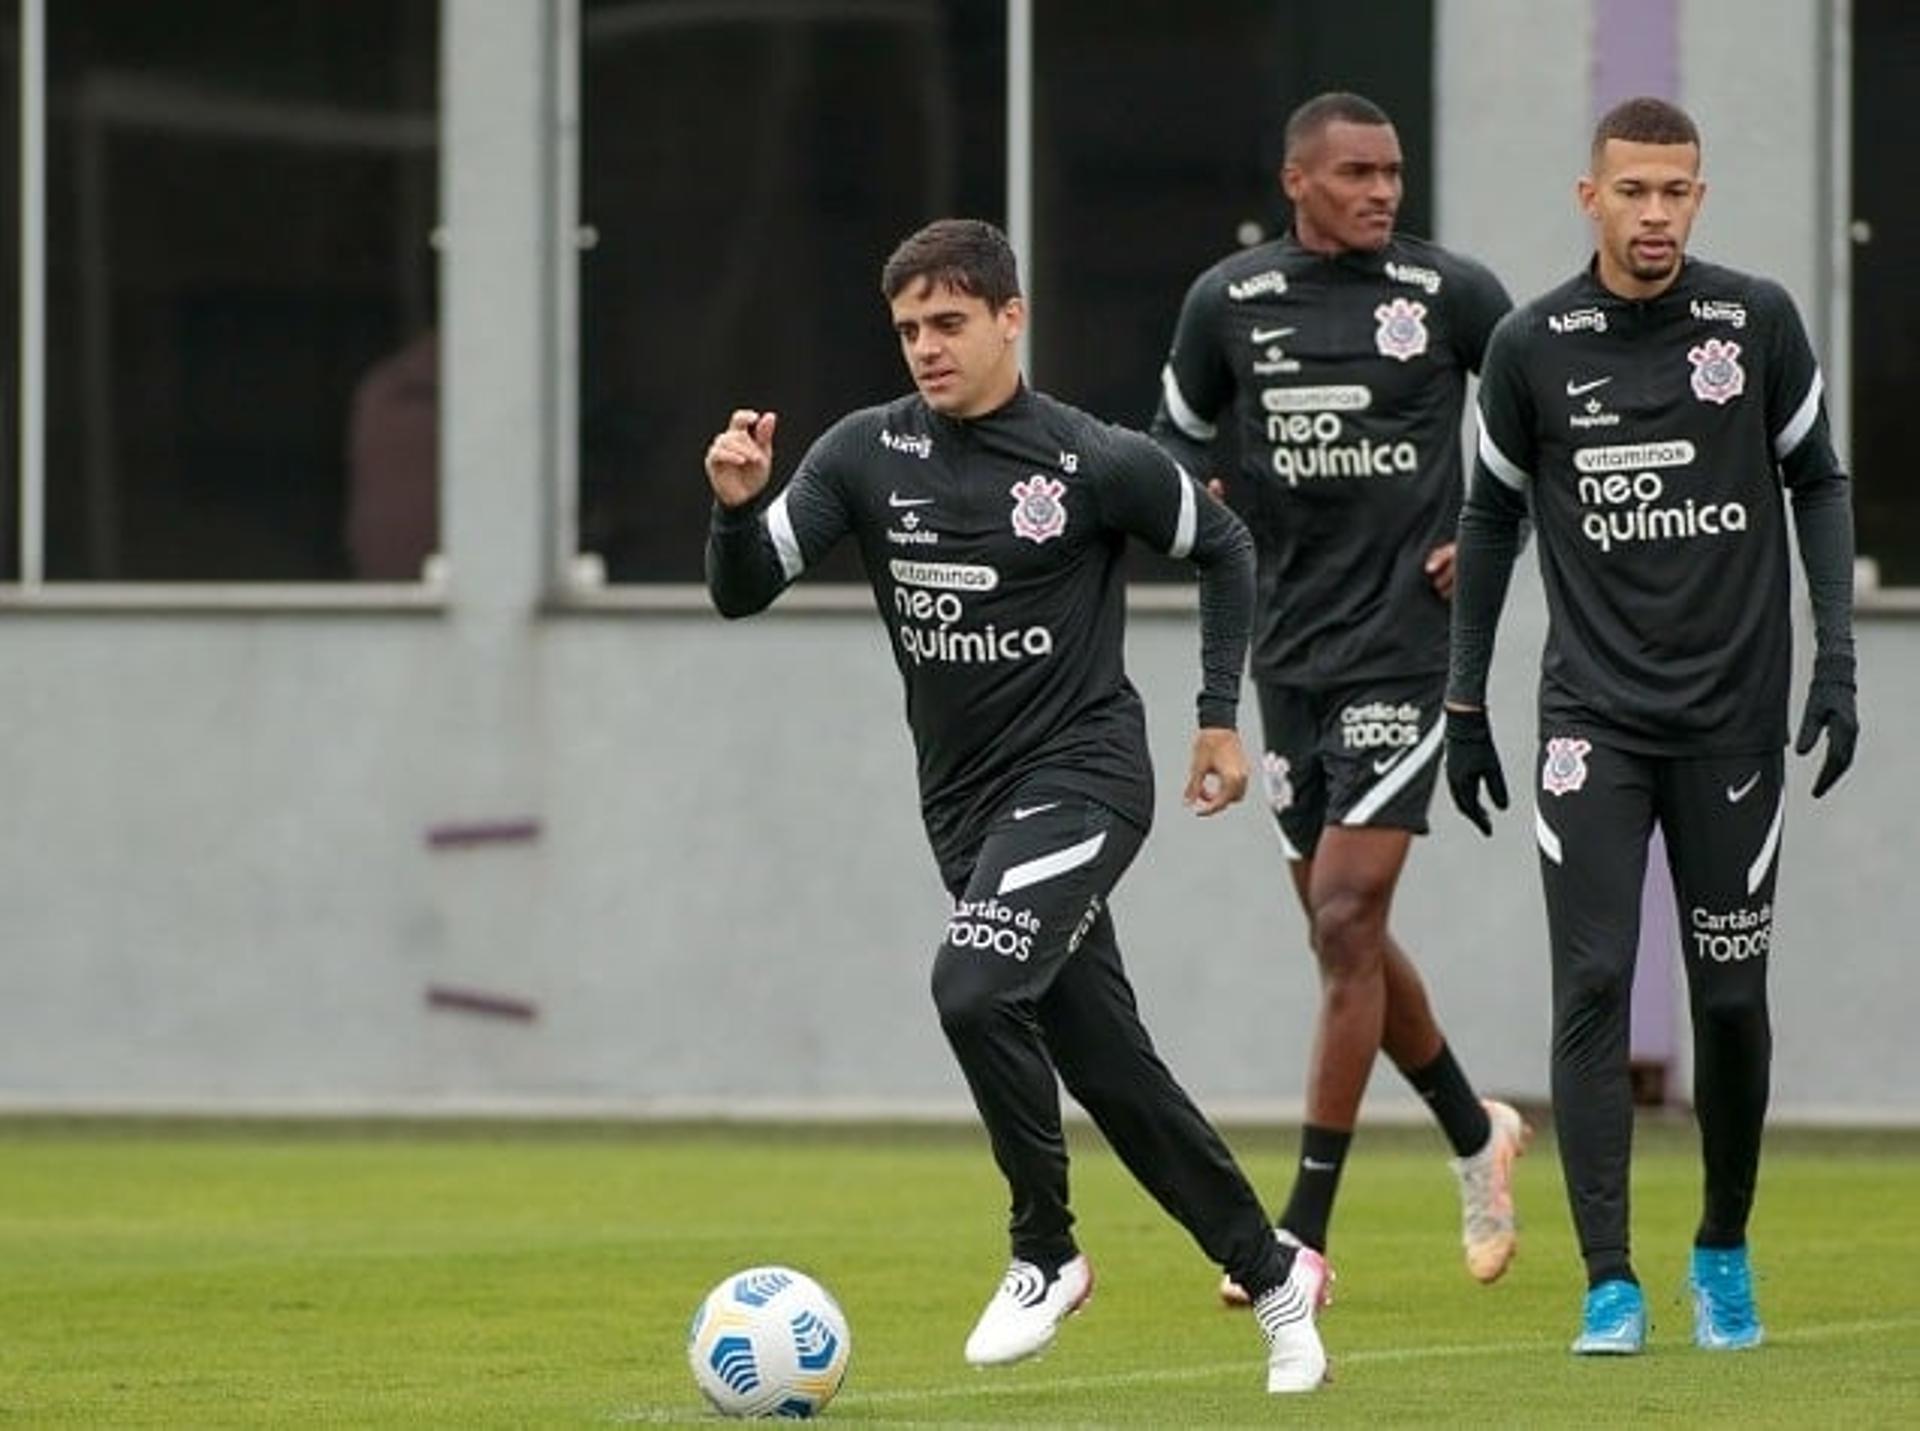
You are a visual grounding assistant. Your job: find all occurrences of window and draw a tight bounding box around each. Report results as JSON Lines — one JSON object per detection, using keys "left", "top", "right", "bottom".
{"left": 29, "top": 0, "right": 439, "bottom": 584}
{"left": 0, "top": 2, "right": 18, "bottom": 581}
{"left": 568, "top": 1, "right": 1438, "bottom": 589}
{"left": 577, "top": 0, "right": 1005, "bottom": 584}
{"left": 1030, "top": 0, "right": 1434, "bottom": 580}
{"left": 1850, "top": 0, "right": 1919, "bottom": 589}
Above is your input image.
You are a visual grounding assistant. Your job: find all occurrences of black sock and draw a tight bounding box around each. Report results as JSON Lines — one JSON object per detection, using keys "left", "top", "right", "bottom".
{"left": 1585, "top": 1252, "right": 1636, "bottom": 1289}
{"left": 1278, "top": 1125, "right": 1352, "bottom": 1252}
{"left": 1404, "top": 1042, "right": 1492, "bottom": 1157}
{"left": 1017, "top": 1247, "right": 1076, "bottom": 1279}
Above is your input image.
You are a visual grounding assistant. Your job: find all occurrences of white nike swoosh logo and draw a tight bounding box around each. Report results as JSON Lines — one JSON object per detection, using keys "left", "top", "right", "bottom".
{"left": 1372, "top": 753, "right": 1401, "bottom": 774}
{"left": 1726, "top": 773, "right": 1761, "bottom": 803}
{"left": 1565, "top": 376, "right": 1613, "bottom": 397}
{"left": 1250, "top": 326, "right": 1296, "bottom": 344}
{"left": 1012, "top": 802, "right": 1059, "bottom": 821}
{"left": 888, "top": 492, "right": 935, "bottom": 508}
{"left": 1301, "top": 1157, "right": 1338, "bottom": 1172}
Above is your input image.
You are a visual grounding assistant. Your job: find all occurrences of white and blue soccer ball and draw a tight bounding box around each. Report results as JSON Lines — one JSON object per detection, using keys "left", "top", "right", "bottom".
{"left": 687, "top": 1265, "right": 852, "bottom": 1419}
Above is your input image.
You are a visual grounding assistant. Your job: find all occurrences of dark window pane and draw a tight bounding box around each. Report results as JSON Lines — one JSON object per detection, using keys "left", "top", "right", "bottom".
{"left": 1031, "top": 0, "right": 1433, "bottom": 579}
{"left": 45, "top": 0, "right": 439, "bottom": 581}
{"left": 581, "top": 0, "right": 1005, "bottom": 583}
{"left": 1852, "top": 0, "right": 1920, "bottom": 586}
{"left": 0, "top": 4, "right": 17, "bottom": 581}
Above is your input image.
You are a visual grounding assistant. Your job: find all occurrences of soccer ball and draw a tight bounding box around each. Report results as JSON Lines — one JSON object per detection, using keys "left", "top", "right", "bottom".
{"left": 687, "top": 1265, "right": 852, "bottom": 1419}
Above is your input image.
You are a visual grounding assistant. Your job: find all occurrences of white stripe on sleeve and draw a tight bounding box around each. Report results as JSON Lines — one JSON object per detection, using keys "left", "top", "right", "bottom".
{"left": 1477, "top": 426, "right": 1532, "bottom": 490}
{"left": 1773, "top": 369, "right": 1824, "bottom": 460}
{"left": 766, "top": 490, "right": 804, "bottom": 581}
{"left": 1167, "top": 461, "right": 1198, "bottom": 559}
{"left": 1160, "top": 365, "right": 1217, "bottom": 442}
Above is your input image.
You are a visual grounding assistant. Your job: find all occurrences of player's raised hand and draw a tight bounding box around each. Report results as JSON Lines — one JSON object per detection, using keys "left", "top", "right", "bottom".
{"left": 1184, "top": 727, "right": 1250, "bottom": 816}
{"left": 705, "top": 409, "right": 778, "bottom": 509}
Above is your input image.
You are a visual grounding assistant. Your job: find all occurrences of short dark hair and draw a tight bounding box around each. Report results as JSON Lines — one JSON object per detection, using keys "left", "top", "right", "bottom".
{"left": 1284, "top": 91, "right": 1393, "bottom": 160}
{"left": 880, "top": 218, "right": 1021, "bottom": 309}
{"left": 1591, "top": 96, "right": 1700, "bottom": 165}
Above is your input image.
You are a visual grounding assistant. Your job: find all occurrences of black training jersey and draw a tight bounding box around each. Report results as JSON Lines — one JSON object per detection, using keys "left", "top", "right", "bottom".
{"left": 1151, "top": 232, "right": 1510, "bottom": 685}
{"left": 1471, "top": 258, "right": 1844, "bottom": 754}
{"left": 707, "top": 385, "right": 1255, "bottom": 875}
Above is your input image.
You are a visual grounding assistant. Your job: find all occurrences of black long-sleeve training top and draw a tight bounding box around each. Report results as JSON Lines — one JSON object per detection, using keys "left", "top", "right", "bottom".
{"left": 707, "top": 384, "right": 1256, "bottom": 875}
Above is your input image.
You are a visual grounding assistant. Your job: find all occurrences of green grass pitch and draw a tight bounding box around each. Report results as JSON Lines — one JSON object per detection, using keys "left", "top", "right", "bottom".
{"left": 2, "top": 1117, "right": 1916, "bottom": 1426}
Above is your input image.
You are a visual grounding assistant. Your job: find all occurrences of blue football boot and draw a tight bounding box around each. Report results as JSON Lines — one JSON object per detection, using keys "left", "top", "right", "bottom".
{"left": 1570, "top": 1278, "right": 1647, "bottom": 1354}
{"left": 1690, "top": 1245, "right": 1765, "bottom": 1350}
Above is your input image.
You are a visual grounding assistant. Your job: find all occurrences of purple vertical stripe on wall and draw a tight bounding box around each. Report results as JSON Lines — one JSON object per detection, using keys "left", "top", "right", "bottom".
{"left": 1592, "top": 0, "right": 1679, "bottom": 113}
{"left": 1592, "top": 0, "right": 1682, "bottom": 1082}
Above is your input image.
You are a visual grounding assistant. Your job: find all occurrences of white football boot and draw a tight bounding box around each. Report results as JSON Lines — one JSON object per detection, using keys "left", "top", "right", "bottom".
{"left": 963, "top": 1254, "right": 1094, "bottom": 1366}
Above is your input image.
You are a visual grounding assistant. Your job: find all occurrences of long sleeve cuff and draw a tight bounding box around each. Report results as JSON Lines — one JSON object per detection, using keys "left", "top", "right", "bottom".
{"left": 1790, "top": 473, "right": 1856, "bottom": 683}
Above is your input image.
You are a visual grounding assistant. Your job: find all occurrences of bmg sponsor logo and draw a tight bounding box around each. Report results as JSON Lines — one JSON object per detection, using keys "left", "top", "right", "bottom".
{"left": 1689, "top": 298, "right": 1747, "bottom": 329}
{"left": 948, "top": 898, "right": 1041, "bottom": 961}
{"left": 1690, "top": 903, "right": 1772, "bottom": 963}
{"left": 879, "top": 428, "right": 932, "bottom": 458}
{"left": 1385, "top": 260, "right": 1442, "bottom": 295}
{"left": 1066, "top": 895, "right": 1103, "bottom": 954}
{"left": 1548, "top": 307, "right": 1608, "bottom": 335}
{"left": 1228, "top": 269, "right": 1289, "bottom": 301}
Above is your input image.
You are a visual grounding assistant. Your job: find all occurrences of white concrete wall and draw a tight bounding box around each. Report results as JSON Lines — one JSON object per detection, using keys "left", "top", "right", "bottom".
{"left": 2, "top": 0, "right": 1913, "bottom": 1123}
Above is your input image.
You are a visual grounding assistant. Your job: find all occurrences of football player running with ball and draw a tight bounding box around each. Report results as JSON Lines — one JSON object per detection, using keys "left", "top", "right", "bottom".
{"left": 706, "top": 218, "right": 1330, "bottom": 1393}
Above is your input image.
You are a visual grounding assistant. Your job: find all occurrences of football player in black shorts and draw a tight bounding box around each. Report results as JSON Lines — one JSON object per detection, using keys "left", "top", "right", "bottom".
{"left": 1446, "top": 97, "right": 1858, "bottom": 1355}
{"left": 706, "top": 219, "right": 1329, "bottom": 1392}
{"left": 1152, "top": 93, "right": 1529, "bottom": 1314}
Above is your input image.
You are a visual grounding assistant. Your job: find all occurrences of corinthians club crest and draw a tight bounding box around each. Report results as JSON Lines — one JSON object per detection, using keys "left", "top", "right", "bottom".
{"left": 1541, "top": 737, "right": 1592, "bottom": 797}
{"left": 1374, "top": 297, "right": 1429, "bottom": 361}
{"left": 1262, "top": 752, "right": 1294, "bottom": 813}
{"left": 1009, "top": 474, "right": 1068, "bottom": 544}
{"left": 1688, "top": 338, "right": 1745, "bottom": 405}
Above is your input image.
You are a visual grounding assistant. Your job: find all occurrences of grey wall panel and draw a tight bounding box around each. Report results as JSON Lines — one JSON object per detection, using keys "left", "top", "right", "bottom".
{"left": 0, "top": 1, "right": 1911, "bottom": 1123}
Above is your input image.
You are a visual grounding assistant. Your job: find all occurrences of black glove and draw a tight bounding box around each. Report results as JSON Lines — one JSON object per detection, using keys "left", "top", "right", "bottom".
{"left": 1445, "top": 707, "right": 1508, "bottom": 837}
{"left": 1794, "top": 659, "right": 1858, "bottom": 799}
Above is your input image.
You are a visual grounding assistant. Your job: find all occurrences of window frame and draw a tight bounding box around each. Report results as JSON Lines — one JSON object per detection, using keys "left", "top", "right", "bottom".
{"left": 2, "top": 0, "right": 448, "bottom": 611}
{"left": 1831, "top": 0, "right": 1920, "bottom": 612}
{"left": 548, "top": 0, "right": 1034, "bottom": 613}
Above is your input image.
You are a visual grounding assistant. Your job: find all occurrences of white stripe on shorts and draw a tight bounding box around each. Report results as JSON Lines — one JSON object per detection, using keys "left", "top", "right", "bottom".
{"left": 1747, "top": 789, "right": 1785, "bottom": 895}
{"left": 1342, "top": 717, "right": 1444, "bottom": 826}
{"left": 1270, "top": 817, "right": 1304, "bottom": 863}
{"left": 1536, "top": 808, "right": 1564, "bottom": 865}
{"left": 998, "top": 831, "right": 1108, "bottom": 896}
